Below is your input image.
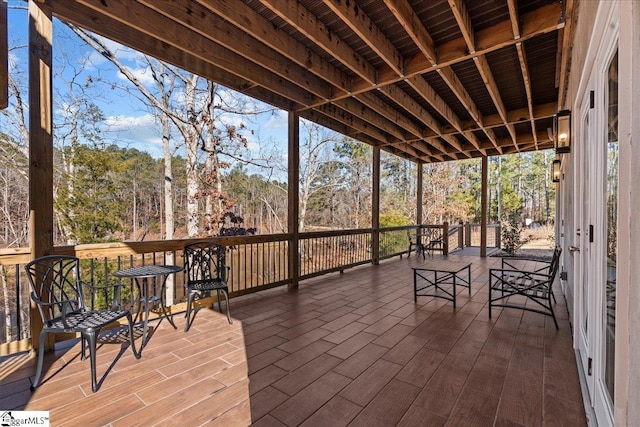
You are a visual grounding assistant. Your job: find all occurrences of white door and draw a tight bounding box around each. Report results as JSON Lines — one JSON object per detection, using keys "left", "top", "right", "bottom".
{"left": 574, "top": 91, "right": 595, "bottom": 400}
{"left": 574, "top": 47, "right": 618, "bottom": 426}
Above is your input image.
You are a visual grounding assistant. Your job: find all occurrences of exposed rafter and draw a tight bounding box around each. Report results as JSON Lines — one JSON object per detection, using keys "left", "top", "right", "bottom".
{"left": 47, "top": 0, "right": 571, "bottom": 165}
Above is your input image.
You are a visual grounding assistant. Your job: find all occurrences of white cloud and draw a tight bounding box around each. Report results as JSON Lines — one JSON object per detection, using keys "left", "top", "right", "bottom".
{"left": 116, "top": 66, "right": 155, "bottom": 86}
{"left": 103, "top": 114, "right": 164, "bottom": 155}
{"left": 263, "top": 110, "right": 288, "bottom": 129}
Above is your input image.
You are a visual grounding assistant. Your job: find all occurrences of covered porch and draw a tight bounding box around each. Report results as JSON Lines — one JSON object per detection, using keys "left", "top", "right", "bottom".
{"left": 1, "top": 253, "right": 584, "bottom": 425}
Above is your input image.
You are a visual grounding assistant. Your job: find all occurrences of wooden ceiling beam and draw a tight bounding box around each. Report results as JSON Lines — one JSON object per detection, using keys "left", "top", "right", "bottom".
{"left": 469, "top": 102, "right": 557, "bottom": 130}
{"left": 516, "top": 42, "right": 538, "bottom": 148}
{"left": 392, "top": 142, "right": 430, "bottom": 162}
{"left": 558, "top": 0, "right": 576, "bottom": 108}
{"left": 321, "top": 0, "right": 469, "bottom": 152}
{"left": 322, "top": 0, "right": 403, "bottom": 77}
{"left": 383, "top": 0, "right": 437, "bottom": 64}
{"left": 357, "top": 92, "right": 423, "bottom": 138}
{"left": 406, "top": 75, "right": 462, "bottom": 132}
{"left": 377, "top": 84, "right": 442, "bottom": 135}
{"left": 194, "top": 0, "right": 350, "bottom": 95}
{"left": 386, "top": 0, "right": 498, "bottom": 154}
{"left": 447, "top": 0, "right": 475, "bottom": 53}
{"left": 74, "top": 0, "right": 317, "bottom": 107}
{"left": 462, "top": 131, "right": 487, "bottom": 156}
{"left": 474, "top": 55, "right": 517, "bottom": 148}
{"left": 52, "top": 1, "right": 301, "bottom": 112}
{"left": 448, "top": 0, "right": 518, "bottom": 151}
{"left": 138, "top": 0, "right": 333, "bottom": 100}
{"left": 257, "top": 0, "right": 376, "bottom": 85}
{"left": 507, "top": 0, "right": 521, "bottom": 40}
{"left": 371, "top": 3, "right": 563, "bottom": 93}
{"left": 314, "top": 103, "right": 393, "bottom": 144}
{"left": 91, "top": 0, "right": 416, "bottom": 149}
{"left": 330, "top": 97, "right": 411, "bottom": 141}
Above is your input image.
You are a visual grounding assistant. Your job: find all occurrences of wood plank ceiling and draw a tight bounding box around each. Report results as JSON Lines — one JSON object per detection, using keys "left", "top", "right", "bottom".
{"left": 51, "top": 0, "right": 575, "bottom": 163}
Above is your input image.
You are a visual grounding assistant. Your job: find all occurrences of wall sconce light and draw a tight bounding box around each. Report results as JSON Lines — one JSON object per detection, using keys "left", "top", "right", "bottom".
{"left": 552, "top": 159, "right": 561, "bottom": 183}
{"left": 555, "top": 110, "right": 571, "bottom": 153}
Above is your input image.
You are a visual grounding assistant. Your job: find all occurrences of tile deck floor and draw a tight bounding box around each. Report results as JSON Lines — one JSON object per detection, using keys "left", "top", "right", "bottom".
{"left": 0, "top": 253, "right": 586, "bottom": 426}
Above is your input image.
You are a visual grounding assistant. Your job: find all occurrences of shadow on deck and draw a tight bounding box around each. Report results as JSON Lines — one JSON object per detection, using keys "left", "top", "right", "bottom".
{"left": 0, "top": 253, "right": 585, "bottom": 426}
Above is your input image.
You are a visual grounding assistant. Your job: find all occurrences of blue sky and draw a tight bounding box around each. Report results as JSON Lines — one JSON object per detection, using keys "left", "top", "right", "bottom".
{"left": 4, "top": 1, "right": 290, "bottom": 167}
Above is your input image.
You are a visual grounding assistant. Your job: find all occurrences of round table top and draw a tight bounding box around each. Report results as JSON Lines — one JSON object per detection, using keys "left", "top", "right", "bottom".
{"left": 112, "top": 264, "right": 183, "bottom": 279}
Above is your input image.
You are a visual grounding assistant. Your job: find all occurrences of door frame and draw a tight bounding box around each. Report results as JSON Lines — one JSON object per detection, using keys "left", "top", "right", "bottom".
{"left": 572, "top": 2, "right": 619, "bottom": 426}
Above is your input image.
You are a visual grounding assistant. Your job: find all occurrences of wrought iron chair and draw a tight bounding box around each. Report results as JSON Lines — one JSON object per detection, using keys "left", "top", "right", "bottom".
{"left": 25, "top": 255, "right": 140, "bottom": 392}
{"left": 183, "top": 242, "right": 232, "bottom": 331}
{"left": 488, "top": 247, "right": 562, "bottom": 329}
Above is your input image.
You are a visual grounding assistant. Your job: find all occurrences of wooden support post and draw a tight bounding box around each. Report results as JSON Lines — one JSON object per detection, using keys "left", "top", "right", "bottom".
{"left": 480, "top": 156, "right": 488, "bottom": 257}
{"left": 0, "top": 0, "right": 7, "bottom": 109}
{"left": 372, "top": 147, "right": 380, "bottom": 265}
{"left": 28, "top": 0, "right": 54, "bottom": 351}
{"left": 465, "top": 221, "right": 471, "bottom": 247}
{"left": 458, "top": 221, "right": 464, "bottom": 249}
{"left": 443, "top": 221, "right": 449, "bottom": 255}
{"left": 287, "top": 111, "right": 299, "bottom": 289}
{"left": 416, "top": 161, "right": 423, "bottom": 225}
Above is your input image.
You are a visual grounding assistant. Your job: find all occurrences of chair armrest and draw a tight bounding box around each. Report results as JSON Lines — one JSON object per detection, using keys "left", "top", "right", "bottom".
{"left": 80, "top": 280, "right": 128, "bottom": 311}
{"left": 489, "top": 268, "right": 553, "bottom": 283}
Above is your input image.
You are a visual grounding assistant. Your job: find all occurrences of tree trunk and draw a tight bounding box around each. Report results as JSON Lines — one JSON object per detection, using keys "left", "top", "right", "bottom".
{"left": 185, "top": 75, "right": 200, "bottom": 237}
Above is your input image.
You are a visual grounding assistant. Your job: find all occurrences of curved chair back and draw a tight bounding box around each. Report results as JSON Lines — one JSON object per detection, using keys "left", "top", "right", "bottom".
{"left": 25, "top": 255, "right": 86, "bottom": 325}
{"left": 184, "top": 241, "right": 227, "bottom": 283}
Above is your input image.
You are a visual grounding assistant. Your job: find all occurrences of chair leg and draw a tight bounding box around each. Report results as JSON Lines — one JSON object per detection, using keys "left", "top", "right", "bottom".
{"left": 127, "top": 312, "right": 141, "bottom": 359}
{"left": 184, "top": 292, "right": 194, "bottom": 332}
{"left": 31, "top": 331, "right": 48, "bottom": 391}
{"left": 221, "top": 288, "right": 233, "bottom": 324}
{"left": 83, "top": 331, "right": 99, "bottom": 392}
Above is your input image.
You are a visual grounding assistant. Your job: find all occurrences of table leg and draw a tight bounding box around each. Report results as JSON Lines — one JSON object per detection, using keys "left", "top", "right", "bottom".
{"left": 159, "top": 275, "right": 177, "bottom": 330}
{"left": 453, "top": 272, "right": 457, "bottom": 308}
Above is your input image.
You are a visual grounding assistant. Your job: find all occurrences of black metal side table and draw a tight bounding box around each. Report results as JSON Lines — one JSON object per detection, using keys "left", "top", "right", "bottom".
{"left": 413, "top": 260, "right": 472, "bottom": 308}
{"left": 113, "top": 264, "right": 182, "bottom": 350}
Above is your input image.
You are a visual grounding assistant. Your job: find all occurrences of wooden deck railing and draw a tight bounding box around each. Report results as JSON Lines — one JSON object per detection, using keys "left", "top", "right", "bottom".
{"left": 0, "top": 225, "right": 448, "bottom": 355}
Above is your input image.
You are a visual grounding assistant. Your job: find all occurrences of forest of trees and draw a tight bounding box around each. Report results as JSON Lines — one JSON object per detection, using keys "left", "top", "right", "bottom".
{"left": 0, "top": 8, "right": 556, "bottom": 248}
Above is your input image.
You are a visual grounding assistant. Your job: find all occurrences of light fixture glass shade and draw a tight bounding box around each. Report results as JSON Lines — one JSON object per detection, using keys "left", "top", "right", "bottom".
{"left": 552, "top": 159, "right": 561, "bottom": 183}
{"left": 555, "top": 110, "right": 571, "bottom": 153}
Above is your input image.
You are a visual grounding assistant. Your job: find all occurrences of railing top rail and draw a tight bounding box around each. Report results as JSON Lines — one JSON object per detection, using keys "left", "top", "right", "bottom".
{"left": 300, "top": 228, "right": 373, "bottom": 239}
{"left": 0, "top": 234, "right": 293, "bottom": 265}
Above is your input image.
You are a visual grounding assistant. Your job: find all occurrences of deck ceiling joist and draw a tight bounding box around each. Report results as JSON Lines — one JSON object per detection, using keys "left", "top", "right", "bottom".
{"left": 50, "top": 0, "right": 574, "bottom": 163}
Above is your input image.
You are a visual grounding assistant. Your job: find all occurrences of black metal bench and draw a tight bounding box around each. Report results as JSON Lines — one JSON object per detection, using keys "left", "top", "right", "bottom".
{"left": 488, "top": 246, "right": 562, "bottom": 329}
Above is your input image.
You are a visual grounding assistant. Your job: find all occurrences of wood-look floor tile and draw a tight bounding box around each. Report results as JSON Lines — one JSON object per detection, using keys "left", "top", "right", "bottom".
{"left": 251, "top": 414, "right": 287, "bottom": 427}
{"left": 270, "top": 371, "right": 351, "bottom": 426}
{"left": 249, "top": 386, "right": 289, "bottom": 421}
{"left": 272, "top": 353, "right": 342, "bottom": 396}
{"left": 248, "top": 364, "right": 289, "bottom": 395}
{"left": 543, "top": 357, "right": 583, "bottom": 405}
{"left": 273, "top": 339, "right": 336, "bottom": 372}
{"left": 326, "top": 331, "right": 377, "bottom": 360}
{"left": 382, "top": 334, "right": 428, "bottom": 366}
{"left": 543, "top": 392, "right": 587, "bottom": 426}
{"left": 207, "top": 399, "right": 252, "bottom": 426}
{"left": 332, "top": 343, "right": 389, "bottom": 379}
{"left": 323, "top": 321, "right": 368, "bottom": 344}
{"left": 397, "top": 405, "right": 447, "bottom": 427}
{"left": 3, "top": 254, "right": 585, "bottom": 426}
{"left": 446, "top": 385, "right": 500, "bottom": 426}
{"left": 465, "top": 353, "right": 508, "bottom": 396}
{"left": 299, "top": 396, "right": 362, "bottom": 427}
{"left": 321, "top": 313, "right": 362, "bottom": 332}
{"left": 338, "top": 358, "right": 402, "bottom": 407}
{"left": 348, "top": 379, "right": 420, "bottom": 426}
{"left": 412, "top": 365, "right": 468, "bottom": 418}
{"left": 395, "top": 347, "right": 446, "bottom": 388}
{"left": 276, "top": 328, "right": 331, "bottom": 353}
{"left": 111, "top": 376, "right": 226, "bottom": 427}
